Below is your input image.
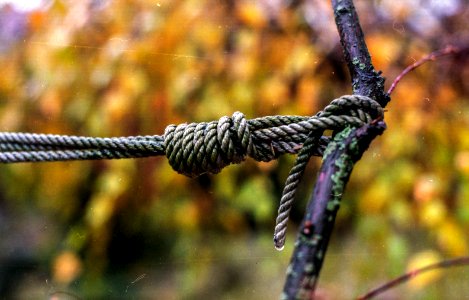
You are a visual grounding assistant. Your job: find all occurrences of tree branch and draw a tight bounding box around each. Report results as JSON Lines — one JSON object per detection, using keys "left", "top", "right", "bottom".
{"left": 281, "top": 121, "right": 386, "bottom": 299}
{"left": 333, "top": 0, "right": 390, "bottom": 105}
{"left": 332, "top": 0, "right": 390, "bottom": 107}
{"left": 281, "top": 0, "right": 390, "bottom": 298}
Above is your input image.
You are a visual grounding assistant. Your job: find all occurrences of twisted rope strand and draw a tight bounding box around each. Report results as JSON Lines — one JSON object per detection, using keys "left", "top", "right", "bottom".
{"left": 0, "top": 95, "right": 383, "bottom": 248}
{"left": 273, "top": 132, "right": 320, "bottom": 250}
{"left": 272, "top": 95, "right": 383, "bottom": 249}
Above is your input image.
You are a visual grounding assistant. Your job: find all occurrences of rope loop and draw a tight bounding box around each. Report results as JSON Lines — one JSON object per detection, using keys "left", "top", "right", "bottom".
{"left": 273, "top": 94, "right": 383, "bottom": 250}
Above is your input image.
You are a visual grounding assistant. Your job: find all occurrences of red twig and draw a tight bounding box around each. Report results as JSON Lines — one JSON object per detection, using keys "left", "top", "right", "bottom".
{"left": 387, "top": 46, "right": 461, "bottom": 95}
{"left": 357, "top": 256, "right": 469, "bottom": 300}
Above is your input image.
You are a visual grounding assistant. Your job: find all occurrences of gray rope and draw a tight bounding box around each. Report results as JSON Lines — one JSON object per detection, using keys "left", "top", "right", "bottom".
{"left": 0, "top": 95, "right": 383, "bottom": 248}
{"left": 273, "top": 132, "right": 321, "bottom": 250}
{"left": 272, "top": 95, "right": 383, "bottom": 249}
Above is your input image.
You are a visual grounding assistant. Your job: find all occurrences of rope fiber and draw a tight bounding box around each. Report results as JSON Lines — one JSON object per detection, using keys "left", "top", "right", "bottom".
{"left": 0, "top": 95, "right": 383, "bottom": 249}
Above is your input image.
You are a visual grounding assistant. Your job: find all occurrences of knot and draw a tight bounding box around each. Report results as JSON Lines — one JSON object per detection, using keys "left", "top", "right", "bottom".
{"left": 162, "top": 94, "right": 383, "bottom": 250}
{"left": 163, "top": 95, "right": 383, "bottom": 180}
{"left": 164, "top": 112, "right": 256, "bottom": 177}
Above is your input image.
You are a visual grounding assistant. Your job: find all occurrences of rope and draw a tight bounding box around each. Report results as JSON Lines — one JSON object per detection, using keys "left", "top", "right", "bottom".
{"left": 272, "top": 95, "right": 382, "bottom": 249}
{"left": 0, "top": 95, "right": 383, "bottom": 248}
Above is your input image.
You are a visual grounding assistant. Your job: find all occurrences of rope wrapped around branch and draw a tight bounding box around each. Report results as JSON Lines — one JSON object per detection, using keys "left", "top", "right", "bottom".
{"left": 0, "top": 95, "right": 383, "bottom": 249}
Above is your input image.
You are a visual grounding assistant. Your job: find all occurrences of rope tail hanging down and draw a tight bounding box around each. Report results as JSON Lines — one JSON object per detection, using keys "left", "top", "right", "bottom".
{"left": 0, "top": 95, "right": 383, "bottom": 249}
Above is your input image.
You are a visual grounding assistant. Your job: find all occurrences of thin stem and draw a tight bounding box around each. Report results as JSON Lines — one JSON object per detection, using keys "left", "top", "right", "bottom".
{"left": 388, "top": 45, "right": 462, "bottom": 95}
{"left": 358, "top": 256, "right": 469, "bottom": 300}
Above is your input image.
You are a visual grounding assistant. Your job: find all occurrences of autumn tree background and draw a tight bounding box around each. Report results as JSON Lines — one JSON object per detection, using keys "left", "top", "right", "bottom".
{"left": 0, "top": 0, "right": 469, "bottom": 299}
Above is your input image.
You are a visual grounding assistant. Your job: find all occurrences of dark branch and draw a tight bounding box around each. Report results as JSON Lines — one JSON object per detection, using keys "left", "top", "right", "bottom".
{"left": 281, "top": 121, "right": 386, "bottom": 299}
{"left": 333, "top": 0, "right": 390, "bottom": 106}
{"left": 281, "top": 0, "right": 389, "bottom": 298}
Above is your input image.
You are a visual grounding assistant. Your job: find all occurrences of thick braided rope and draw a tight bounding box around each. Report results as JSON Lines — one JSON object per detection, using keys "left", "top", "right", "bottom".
{"left": 0, "top": 95, "right": 383, "bottom": 248}
{"left": 0, "top": 120, "right": 328, "bottom": 163}
{"left": 0, "top": 95, "right": 381, "bottom": 166}
{"left": 0, "top": 134, "right": 166, "bottom": 162}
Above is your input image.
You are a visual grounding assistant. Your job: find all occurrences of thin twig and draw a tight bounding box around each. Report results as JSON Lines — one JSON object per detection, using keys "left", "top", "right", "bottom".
{"left": 358, "top": 256, "right": 469, "bottom": 300}
{"left": 387, "top": 46, "right": 461, "bottom": 95}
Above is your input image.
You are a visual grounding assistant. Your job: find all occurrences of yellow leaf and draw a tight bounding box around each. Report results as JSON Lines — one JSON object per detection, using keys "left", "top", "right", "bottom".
{"left": 359, "top": 178, "right": 390, "bottom": 214}
{"left": 437, "top": 220, "right": 468, "bottom": 256}
{"left": 413, "top": 174, "right": 441, "bottom": 203}
{"left": 259, "top": 76, "right": 289, "bottom": 110}
{"left": 175, "top": 200, "right": 199, "bottom": 230}
{"left": 393, "top": 78, "right": 427, "bottom": 110}
{"left": 52, "top": 251, "right": 82, "bottom": 284}
{"left": 191, "top": 22, "right": 223, "bottom": 51}
{"left": 86, "top": 194, "right": 114, "bottom": 230}
{"left": 366, "top": 34, "right": 400, "bottom": 70}
{"left": 296, "top": 76, "right": 320, "bottom": 116}
{"left": 419, "top": 200, "right": 446, "bottom": 228}
{"left": 455, "top": 151, "right": 469, "bottom": 175}
{"left": 236, "top": 2, "right": 267, "bottom": 29}
{"left": 406, "top": 250, "right": 442, "bottom": 290}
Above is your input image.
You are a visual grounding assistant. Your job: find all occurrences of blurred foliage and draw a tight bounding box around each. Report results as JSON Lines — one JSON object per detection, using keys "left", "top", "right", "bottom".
{"left": 0, "top": 0, "right": 469, "bottom": 299}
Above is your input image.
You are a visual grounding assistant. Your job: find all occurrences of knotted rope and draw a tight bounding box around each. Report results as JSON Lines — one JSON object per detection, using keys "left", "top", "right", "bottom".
{"left": 0, "top": 95, "right": 383, "bottom": 249}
